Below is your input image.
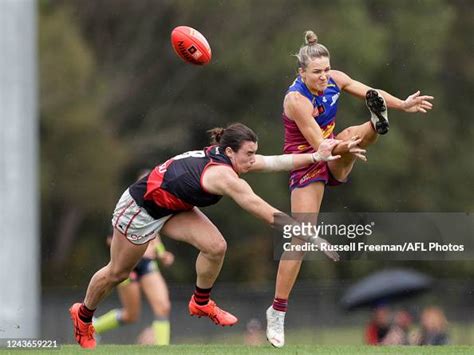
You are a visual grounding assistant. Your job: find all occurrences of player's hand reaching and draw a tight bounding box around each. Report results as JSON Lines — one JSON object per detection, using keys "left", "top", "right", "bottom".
{"left": 332, "top": 136, "right": 367, "bottom": 162}
{"left": 401, "top": 91, "right": 434, "bottom": 113}
{"left": 312, "top": 138, "right": 342, "bottom": 162}
{"left": 311, "top": 236, "right": 340, "bottom": 262}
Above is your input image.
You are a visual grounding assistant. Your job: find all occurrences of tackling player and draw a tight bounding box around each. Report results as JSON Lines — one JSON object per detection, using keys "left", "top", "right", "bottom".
{"left": 69, "top": 122, "right": 363, "bottom": 348}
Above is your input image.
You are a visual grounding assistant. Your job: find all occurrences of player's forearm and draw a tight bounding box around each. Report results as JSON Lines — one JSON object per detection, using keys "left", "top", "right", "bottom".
{"left": 257, "top": 154, "right": 315, "bottom": 172}
{"left": 301, "top": 129, "right": 324, "bottom": 151}
{"left": 233, "top": 192, "right": 279, "bottom": 225}
{"left": 379, "top": 90, "right": 405, "bottom": 110}
{"left": 291, "top": 153, "right": 317, "bottom": 169}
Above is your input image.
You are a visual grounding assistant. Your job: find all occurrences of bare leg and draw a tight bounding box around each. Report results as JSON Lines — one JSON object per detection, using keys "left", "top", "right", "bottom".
{"left": 117, "top": 281, "right": 141, "bottom": 323}
{"left": 141, "top": 270, "right": 171, "bottom": 345}
{"left": 275, "top": 182, "right": 325, "bottom": 299}
{"left": 329, "top": 121, "right": 378, "bottom": 182}
{"left": 141, "top": 271, "right": 171, "bottom": 318}
{"left": 161, "top": 208, "right": 227, "bottom": 289}
{"left": 83, "top": 229, "right": 148, "bottom": 309}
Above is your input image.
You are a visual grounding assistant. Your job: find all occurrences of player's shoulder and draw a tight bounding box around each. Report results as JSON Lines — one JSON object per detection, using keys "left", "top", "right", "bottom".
{"left": 201, "top": 163, "right": 239, "bottom": 195}
{"left": 284, "top": 90, "right": 313, "bottom": 110}
{"left": 330, "top": 70, "right": 352, "bottom": 88}
{"left": 206, "top": 163, "right": 237, "bottom": 178}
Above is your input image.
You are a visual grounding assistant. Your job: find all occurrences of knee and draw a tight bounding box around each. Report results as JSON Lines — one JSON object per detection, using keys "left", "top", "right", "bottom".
{"left": 155, "top": 300, "right": 171, "bottom": 317}
{"left": 341, "top": 127, "right": 355, "bottom": 140}
{"left": 121, "top": 309, "right": 139, "bottom": 324}
{"left": 206, "top": 237, "right": 227, "bottom": 258}
{"left": 212, "top": 238, "right": 227, "bottom": 257}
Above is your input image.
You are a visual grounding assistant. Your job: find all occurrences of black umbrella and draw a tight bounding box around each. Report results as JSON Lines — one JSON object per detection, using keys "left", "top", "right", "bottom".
{"left": 340, "top": 269, "right": 433, "bottom": 310}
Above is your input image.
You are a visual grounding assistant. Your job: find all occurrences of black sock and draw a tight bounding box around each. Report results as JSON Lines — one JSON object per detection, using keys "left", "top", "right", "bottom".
{"left": 78, "top": 303, "right": 96, "bottom": 323}
{"left": 194, "top": 285, "right": 212, "bottom": 305}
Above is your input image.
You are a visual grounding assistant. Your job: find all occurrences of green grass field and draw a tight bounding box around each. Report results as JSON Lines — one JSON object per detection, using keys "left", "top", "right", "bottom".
{"left": 3, "top": 344, "right": 474, "bottom": 354}
{"left": 2, "top": 325, "right": 473, "bottom": 354}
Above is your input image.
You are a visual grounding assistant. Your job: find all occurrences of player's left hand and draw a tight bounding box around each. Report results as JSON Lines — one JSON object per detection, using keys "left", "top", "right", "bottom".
{"left": 313, "top": 138, "right": 342, "bottom": 162}
{"left": 158, "top": 251, "right": 175, "bottom": 267}
{"left": 401, "top": 91, "right": 434, "bottom": 113}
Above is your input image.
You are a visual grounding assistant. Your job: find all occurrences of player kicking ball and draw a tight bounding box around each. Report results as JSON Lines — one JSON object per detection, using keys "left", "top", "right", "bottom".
{"left": 266, "top": 30, "right": 433, "bottom": 348}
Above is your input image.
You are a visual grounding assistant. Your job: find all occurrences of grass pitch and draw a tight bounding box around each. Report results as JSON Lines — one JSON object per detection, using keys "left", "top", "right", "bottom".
{"left": 4, "top": 344, "right": 474, "bottom": 354}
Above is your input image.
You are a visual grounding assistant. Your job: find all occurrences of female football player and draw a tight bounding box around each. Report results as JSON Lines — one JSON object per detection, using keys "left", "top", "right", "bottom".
{"left": 69, "top": 122, "right": 363, "bottom": 348}
{"left": 265, "top": 30, "right": 434, "bottom": 348}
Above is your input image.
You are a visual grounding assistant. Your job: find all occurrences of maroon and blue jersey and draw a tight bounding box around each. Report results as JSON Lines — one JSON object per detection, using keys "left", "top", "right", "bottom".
{"left": 282, "top": 75, "right": 344, "bottom": 189}
{"left": 129, "top": 146, "right": 234, "bottom": 219}
{"left": 283, "top": 75, "right": 341, "bottom": 154}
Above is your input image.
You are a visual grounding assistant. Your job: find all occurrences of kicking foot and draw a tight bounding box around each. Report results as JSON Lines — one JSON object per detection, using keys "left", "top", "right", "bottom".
{"left": 188, "top": 295, "right": 238, "bottom": 326}
{"left": 366, "top": 89, "right": 389, "bottom": 135}
{"left": 69, "top": 303, "right": 96, "bottom": 349}
{"left": 266, "top": 306, "right": 285, "bottom": 348}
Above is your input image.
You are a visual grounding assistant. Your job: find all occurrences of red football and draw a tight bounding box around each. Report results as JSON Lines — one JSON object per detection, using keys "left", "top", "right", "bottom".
{"left": 171, "top": 26, "right": 212, "bottom": 65}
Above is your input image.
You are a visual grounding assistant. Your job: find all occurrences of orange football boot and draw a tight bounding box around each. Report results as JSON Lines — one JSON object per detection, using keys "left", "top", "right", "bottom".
{"left": 188, "top": 295, "right": 238, "bottom": 326}
{"left": 69, "top": 303, "right": 96, "bottom": 349}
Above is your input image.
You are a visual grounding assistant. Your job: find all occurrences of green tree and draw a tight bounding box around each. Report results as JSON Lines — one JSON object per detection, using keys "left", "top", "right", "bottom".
{"left": 40, "top": 3, "right": 127, "bottom": 282}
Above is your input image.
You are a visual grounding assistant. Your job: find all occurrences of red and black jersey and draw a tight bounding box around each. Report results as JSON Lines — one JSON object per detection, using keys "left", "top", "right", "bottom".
{"left": 129, "top": 146, "right": 234, "bottom": 219}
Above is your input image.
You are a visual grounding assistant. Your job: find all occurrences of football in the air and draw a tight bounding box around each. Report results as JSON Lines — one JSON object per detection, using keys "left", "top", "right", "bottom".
{"left": 171, "top": 26, "right": 212, "bottom": 65}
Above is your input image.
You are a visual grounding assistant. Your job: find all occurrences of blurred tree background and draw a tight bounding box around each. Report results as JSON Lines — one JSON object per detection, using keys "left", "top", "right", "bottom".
{"left": 39, "top": 0, "right": 473, "bottom": 287}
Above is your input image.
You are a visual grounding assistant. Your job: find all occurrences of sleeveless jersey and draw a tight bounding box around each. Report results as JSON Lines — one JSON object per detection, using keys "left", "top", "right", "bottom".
{"left": 129, "top": 146, "right": 234, "bottom": 219}
{"left": 283, "top": 75, "right": 341, "bottom": 154}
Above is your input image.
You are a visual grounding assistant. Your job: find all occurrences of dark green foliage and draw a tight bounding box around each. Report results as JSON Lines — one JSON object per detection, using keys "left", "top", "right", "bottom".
{"left": 39, "top": 0, "right": 474, "bottom": 285}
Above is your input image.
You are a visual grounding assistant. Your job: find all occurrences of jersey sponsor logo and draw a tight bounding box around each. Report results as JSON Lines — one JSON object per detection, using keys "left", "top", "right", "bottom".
{"left": 128, "top": 230, "right": 155, "bottom": 241}
{"left": 330, "top": 93, "right": 340, "bottom": 106}
{"left": 300, "top": 167, "right": 322, "bottom": 184}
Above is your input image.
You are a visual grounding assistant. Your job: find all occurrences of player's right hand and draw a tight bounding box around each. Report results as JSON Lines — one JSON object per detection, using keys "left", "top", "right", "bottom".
{"left": 333, "top": 136, "right": 367, "bottom": 162}
{"left": 347, "top": 136, "right": 367, "bottom": 162}
{"left": 311, "top": 236, "right": 340, "bottom": 262}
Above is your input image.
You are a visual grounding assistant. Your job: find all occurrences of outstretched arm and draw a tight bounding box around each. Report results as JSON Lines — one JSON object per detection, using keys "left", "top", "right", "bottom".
{"left": 201, "top": 166, "right": 340, "bottom": 261}
{"left": 202, "top": 165, "right": 280, "bottom": 224}
{"left": 249, "top": 138, "right": 347, "bottom": 172}
{"left": 331, "top": 70, "right": 434, "bottom": 113}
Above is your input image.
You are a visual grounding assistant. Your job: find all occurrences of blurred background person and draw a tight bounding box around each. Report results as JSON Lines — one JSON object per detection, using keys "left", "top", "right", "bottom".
{"left": 93, "top": 234, "right": 174, "bottom": 345}
{"left": 365, "top": 305, "right": 392, "bottom": 345}
{"left": 412, "top": 306, "right": 449, "bottom": 345}
{"left": 381, "top": 308, "right": 414, "bottom": 345}
{"left": 244, "top": 318, "right": 265, "bottom": 346}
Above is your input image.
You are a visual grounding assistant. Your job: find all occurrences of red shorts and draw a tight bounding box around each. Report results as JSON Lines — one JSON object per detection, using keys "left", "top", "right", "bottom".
{"left": 289, "top": 161, "right": 346, "bottom": 190}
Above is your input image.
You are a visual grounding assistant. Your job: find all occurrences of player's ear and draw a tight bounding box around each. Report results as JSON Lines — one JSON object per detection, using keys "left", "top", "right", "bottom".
{"left": 225, "top": 146, "right": 234, "bottom": 157}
